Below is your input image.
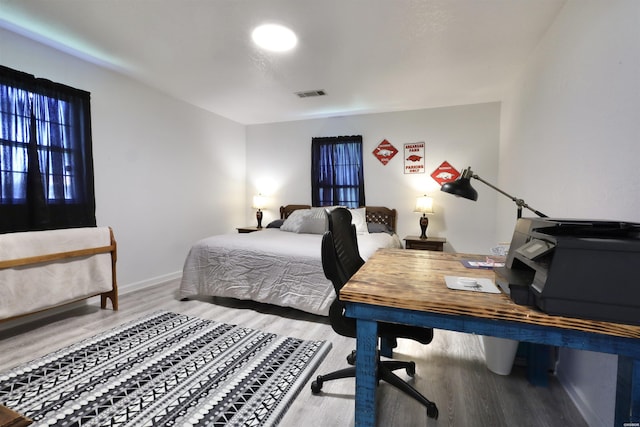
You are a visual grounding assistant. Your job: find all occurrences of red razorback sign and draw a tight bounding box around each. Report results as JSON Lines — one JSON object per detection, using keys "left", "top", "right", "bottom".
{"left": 431, "top": 161, "right": 460, "bottom": 185}
{"left": 372, "top": 139, "right": 398, "bottom": 165}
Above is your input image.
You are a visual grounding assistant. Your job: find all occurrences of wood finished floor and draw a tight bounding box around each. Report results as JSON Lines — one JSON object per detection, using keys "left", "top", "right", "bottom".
{"left": 0, "top": 280, "right": 588, "bottom": 427}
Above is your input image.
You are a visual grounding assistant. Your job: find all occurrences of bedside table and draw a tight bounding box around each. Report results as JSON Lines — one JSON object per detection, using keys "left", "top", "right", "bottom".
{"left": 237, "top": 226, "right": 262, "bottom": 233}
{"left": 404, "top": 236, "right": 446, "bottom": 251}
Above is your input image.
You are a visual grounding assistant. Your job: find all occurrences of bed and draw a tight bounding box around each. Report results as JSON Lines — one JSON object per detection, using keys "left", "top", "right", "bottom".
{"left": 179, "top": 205, "right": 402, "bottom": 316}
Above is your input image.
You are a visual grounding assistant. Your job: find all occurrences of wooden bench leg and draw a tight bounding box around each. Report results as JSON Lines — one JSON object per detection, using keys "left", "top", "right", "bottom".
{"left": 101, "top": 290, "right": 118, "bottom": 310}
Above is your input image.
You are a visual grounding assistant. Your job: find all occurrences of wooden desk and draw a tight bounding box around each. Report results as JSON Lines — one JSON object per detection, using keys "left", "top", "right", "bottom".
{"left": 340, "top": 249, "right": 640, "bottom": 427}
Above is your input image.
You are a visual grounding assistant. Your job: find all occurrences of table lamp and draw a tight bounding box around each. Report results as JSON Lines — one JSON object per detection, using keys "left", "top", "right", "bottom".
{"left": 440, "top": 167, "right": 547, "bottom": 218}
{"left": 414, "top": 195, "right": 434, "bottom": 239}
{"left": 252, "top": 194, "right": 267, "bottom": 228}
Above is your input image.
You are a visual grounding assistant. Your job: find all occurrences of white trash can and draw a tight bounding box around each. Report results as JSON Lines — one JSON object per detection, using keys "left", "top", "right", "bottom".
{"left": 482, "top": 336, "right": 519, "bottom": 375}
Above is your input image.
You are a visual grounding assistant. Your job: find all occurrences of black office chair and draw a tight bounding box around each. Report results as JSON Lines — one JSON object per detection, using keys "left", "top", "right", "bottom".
{"left": 310, "top": 207, "right": 438, "bottom": 419}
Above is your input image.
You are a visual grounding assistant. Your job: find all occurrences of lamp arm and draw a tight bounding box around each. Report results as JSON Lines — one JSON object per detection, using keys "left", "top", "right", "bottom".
{"left": 471, "top": 173, "right": 547, "bottom": 218}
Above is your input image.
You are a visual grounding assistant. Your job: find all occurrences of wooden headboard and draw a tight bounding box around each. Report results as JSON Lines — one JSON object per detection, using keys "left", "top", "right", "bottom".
{"left": 279, "top": 205, "right": 397, "bottom": 232}
{"left": 365, "top": 206, "right": 397, "bottom": 232}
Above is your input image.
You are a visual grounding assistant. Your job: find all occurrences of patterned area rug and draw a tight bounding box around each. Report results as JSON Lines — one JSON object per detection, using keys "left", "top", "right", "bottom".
{"left": 0, "top": 311, "right": 331, "bottom": 426}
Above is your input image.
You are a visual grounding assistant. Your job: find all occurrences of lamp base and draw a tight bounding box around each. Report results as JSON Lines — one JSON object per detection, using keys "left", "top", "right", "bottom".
{"left": 419, "top": 214, "right": 429, "bottom": 239}
{"left": 256, "top": 210, "right": 263, "bottom": 228}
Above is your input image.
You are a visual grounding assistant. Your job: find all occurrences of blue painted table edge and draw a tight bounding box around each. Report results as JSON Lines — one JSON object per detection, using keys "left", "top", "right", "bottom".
{"left": 345, "top": 301, "right": 640, "bottom": 427}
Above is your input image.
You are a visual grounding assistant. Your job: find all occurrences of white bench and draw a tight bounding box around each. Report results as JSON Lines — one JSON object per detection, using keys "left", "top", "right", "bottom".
{"left": 0, "top": 227, "right": 118, "bottom": 322}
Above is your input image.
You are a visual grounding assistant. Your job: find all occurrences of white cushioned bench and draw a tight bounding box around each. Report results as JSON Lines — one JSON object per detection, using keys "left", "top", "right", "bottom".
{"left": 0, "top": 226, "right": 117, "bottom": 322}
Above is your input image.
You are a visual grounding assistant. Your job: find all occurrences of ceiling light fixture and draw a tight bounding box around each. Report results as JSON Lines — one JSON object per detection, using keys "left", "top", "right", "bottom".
{"left": 251, "top": 24, "right": 297, "bottom": 52}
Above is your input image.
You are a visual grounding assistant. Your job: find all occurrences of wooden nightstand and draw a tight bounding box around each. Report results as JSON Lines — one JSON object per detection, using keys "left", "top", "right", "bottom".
{"left": 404, "top": 236, "right": 446, "bottom": 251}
{"left": 236, "top": 226, "right": 262, "bottom": 233}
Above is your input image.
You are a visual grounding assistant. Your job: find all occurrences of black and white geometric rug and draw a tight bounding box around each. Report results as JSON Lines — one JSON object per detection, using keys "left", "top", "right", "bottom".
{"left": 0, "top": 311, "right": 331, "bottom": 426}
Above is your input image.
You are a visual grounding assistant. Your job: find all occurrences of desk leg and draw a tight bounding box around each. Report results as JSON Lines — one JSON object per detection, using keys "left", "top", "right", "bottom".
{"left": 615, "top": 356, "right": 640, "bottom": 424}
{"left": 355, "top": 318, "right": 378, "bottom": 427}
{"left": 525, "top": 343, "right": 549, "bottom": 387}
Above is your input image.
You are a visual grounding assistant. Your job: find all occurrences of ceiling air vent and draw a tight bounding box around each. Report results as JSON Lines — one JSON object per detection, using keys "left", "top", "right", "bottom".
{"left": 295, "top": 89, "right": 326, "bottom": 98}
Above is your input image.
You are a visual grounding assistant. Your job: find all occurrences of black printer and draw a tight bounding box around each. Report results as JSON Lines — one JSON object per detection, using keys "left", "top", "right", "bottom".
{"left": 495, "top": 218, "right": 640, "bottom": 325}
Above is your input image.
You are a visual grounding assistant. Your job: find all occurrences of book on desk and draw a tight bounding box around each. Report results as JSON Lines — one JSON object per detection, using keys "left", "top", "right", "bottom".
{"left": 460, "top": 259, "right": 505, "bottom": 269}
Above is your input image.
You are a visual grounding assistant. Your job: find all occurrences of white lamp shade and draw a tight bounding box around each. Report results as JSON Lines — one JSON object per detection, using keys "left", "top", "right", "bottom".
{"left": 414, "top": 195, "right": 433, "bottom": 214}
{"left": 252, "top": 195, "right": 267, "bottom": 210}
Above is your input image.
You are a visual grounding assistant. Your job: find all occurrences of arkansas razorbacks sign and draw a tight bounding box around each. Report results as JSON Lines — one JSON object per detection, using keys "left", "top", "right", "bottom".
{"left": 372, "top": 139, "right": 398, "bottom": 165}
{"left": 404, "top": 142, "right": 425, "bottom": 174}
{"left": 431, "top": 161, "right": 460, "bottom": 185}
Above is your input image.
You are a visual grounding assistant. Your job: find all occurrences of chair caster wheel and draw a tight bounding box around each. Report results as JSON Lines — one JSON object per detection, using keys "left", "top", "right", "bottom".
{"left": 406, "top": 361, "right": 416, "bottom": 376}
{"left": 311, "top": 376, "right": 323, "bottom": 394}
{"left": 426, "top": 402, "right": 439, "bottom": 419}
{"left": 347, "top": 350, "right": 356, "bottom": 365}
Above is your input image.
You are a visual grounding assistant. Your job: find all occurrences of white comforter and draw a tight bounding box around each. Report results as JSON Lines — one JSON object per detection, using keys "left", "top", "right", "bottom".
{"left": 180, "top": 228, "right": 402, "bottom": 316}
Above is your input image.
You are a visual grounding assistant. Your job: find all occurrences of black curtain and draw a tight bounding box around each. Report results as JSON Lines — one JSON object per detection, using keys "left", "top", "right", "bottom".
{"left": 311, "top": 135, "right": 365, "bottom": 208}
{"left": 0, "top": 65, "right": 96, "bottom": 233}
{"left": 26, "top": 107, "right": 49, "bottom": 229}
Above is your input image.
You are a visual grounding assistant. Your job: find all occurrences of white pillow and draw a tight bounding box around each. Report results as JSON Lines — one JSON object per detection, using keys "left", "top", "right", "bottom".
{"left": 280, "top": 209, "right": 310, "bottom": 233}
{"left": 299, "top": 207, "right": 329, "bottom": 234}
{"left": 349, "top": 208, "right": 369, "bottom": 234}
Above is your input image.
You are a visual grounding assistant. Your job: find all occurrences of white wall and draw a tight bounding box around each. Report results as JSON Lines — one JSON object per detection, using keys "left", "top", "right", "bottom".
{"left": 246, "top": 102, "right": 501, "bottom": 254}
{"left": 499, "top": 1, "right": 640, "bottom": 425}
{"left": 0, "top": 28, "right": 247, "bottom": 289}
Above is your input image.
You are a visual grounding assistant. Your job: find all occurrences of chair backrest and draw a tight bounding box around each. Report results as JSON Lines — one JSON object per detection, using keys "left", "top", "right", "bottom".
{"left": 321, "top": 207, "right": 363, "bottom": 338}
{"left": 321, "top": 230, "right": 348, "bottom": 294}
{"left": 327, "top": 208, "right": 365, "bottom": 282}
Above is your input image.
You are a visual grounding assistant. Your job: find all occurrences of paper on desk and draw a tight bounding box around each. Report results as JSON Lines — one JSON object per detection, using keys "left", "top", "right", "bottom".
{"left": 445, "top": 276, "right": 501, "bottom": 293}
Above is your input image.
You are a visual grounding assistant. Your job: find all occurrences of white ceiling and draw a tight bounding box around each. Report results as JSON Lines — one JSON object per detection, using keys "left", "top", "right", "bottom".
{"left": 0, "top": 0, "right": 566, "bottom": 125}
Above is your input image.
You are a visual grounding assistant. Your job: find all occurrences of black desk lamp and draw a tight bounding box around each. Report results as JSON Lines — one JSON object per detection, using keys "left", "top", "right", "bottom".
{"left": 440, "top": 167, "right": 547, "bottom": 218}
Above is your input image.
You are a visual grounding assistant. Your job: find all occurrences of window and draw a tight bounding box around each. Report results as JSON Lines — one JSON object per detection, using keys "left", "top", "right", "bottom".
{"left": 311, "top": 135, "right": 365, "bottom": 208}
{"left": 0, "top": 65, "right": 96, "bottom": 233}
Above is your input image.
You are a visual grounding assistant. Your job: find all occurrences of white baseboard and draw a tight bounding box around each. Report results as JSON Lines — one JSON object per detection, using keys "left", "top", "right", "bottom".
{"left": 557, "top": 369, "right": 606, "bottom": 427}
{"left": 118, "top": 271, "right": 182, "bottom": 295}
